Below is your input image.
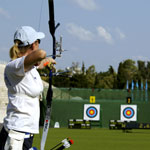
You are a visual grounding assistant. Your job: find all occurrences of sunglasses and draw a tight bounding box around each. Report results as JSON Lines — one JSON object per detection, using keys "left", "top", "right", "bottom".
{"left": 37, "top": 39, "right": 41, "bottom": 44}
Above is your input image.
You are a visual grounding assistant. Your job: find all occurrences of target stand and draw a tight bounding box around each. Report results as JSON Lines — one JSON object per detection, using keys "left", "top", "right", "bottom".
{"left": 68, "top": 119, "right": 91, "bottom": 129}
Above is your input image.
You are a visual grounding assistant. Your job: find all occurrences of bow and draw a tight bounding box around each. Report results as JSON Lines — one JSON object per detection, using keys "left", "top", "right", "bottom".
{"left": 40, "top": 0, "right": 60, "bottom": 149}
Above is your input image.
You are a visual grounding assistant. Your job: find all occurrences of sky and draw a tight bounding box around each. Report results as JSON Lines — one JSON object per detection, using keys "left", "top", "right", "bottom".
{"left": 0, "top": 0, "right": 150, "bottom": 72}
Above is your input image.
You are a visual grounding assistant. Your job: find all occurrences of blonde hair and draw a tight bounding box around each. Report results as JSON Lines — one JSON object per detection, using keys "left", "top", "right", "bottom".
{"left": 9, "top": 40, "right": 31, "bottom": 60}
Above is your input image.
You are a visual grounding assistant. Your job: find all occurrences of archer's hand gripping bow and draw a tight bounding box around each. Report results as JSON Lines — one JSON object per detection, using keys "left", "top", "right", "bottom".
{"left": 40, "top": 0, "right": 60, "bottom": 150}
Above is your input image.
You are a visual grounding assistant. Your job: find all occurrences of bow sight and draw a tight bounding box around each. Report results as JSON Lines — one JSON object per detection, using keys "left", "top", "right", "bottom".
{"left": 47, "top": 36, "right": 67, "bottom": 58}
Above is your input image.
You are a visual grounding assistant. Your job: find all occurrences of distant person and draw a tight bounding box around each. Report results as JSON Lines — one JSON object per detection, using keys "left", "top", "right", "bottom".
{"left": 0, "top": 26, "right": 56, "bottom": 150}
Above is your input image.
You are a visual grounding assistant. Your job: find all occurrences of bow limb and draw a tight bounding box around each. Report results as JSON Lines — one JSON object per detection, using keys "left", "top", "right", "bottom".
{"left": 48, "top": 0, "right": 56, "bottom": 59}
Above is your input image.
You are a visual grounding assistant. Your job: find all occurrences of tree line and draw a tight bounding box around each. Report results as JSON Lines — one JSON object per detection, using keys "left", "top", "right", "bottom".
{"left": 38, "top": 59, "right": 150, "bottom": 89}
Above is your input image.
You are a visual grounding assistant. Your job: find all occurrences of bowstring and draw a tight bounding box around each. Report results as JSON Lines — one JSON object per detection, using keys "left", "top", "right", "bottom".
{"left": 38, "top": 0, "right": 44, "bottom": 31}
{"left": 38, "top": 0, "right": 44, "bottom": 147}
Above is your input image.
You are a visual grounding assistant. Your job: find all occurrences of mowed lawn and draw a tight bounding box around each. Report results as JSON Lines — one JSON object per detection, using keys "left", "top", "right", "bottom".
{"left": 33, "top": 128, "right": 150, "bottom": 150}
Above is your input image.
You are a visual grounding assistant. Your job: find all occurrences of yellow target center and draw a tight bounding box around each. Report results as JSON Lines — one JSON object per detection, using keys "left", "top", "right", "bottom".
{"left": 127, "top": 111, "right": 131, "bottom": 115}
{"left": 90, "top": 110, "right": 94, "bottom": 115}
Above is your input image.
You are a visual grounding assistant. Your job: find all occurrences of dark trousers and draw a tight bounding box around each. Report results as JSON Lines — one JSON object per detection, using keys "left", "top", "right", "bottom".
{"left": 0, "top": 127, "right": 34, "bottom": 150}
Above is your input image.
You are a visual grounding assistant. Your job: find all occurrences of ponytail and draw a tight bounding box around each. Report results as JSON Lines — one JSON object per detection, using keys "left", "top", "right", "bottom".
{"left": 9, "top": 40, "right": 31, "bottom": 60}
{"left": 9, "top": 42, "right": 20, "bottom": 60}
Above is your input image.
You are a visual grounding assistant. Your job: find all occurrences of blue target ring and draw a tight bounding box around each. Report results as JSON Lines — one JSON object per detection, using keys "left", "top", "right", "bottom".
{"left": 86, "top": 106, "right": 97, "bottom": 118}
{"left": 123, "top": 107, "right": 135, "bottom": 119}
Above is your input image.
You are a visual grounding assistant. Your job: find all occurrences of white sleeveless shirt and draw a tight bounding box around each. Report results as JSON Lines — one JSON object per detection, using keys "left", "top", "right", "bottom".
{"left": 4, "top": 56, "right": 43, "bottom": 134}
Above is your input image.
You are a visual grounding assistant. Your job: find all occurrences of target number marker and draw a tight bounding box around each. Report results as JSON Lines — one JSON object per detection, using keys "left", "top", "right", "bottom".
{"left": 90, "top": 96, "right": 96, "bottom": 103}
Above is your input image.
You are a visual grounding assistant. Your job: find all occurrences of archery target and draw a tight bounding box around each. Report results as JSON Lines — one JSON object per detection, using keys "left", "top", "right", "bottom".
{"left": 84, "top": 104, "right": 100, "bottom": 121}
{"left": 120, "top": 105, "right": 137, "bottom": 121}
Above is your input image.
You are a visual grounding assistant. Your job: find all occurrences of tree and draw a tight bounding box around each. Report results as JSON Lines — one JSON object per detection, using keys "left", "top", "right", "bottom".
{"left": 146, "top": 61, "right": 150, "bottom": 79}
{"left": 81, "top": 61, "right": 85, "bottom": 75}
{"left": 137, "top": 60, "right": 146, "bottom": 79}
{"left": 95, "top": 66, "right": 117, "bottom": 89}
{"left": 117, "top": 59, "right": 137, "bottom": 89}
{"left": 86, "top": 65, "right": 97, "bottom": 88}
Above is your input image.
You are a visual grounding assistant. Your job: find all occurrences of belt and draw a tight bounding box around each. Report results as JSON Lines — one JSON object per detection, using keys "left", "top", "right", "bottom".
{"left": 4, "top": 127, "right": 33, "bottom": 139}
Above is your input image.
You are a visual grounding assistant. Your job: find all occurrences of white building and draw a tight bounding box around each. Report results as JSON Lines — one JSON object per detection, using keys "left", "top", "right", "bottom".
{"left": 0, "top": 64, "right": 8, "bottom": 124}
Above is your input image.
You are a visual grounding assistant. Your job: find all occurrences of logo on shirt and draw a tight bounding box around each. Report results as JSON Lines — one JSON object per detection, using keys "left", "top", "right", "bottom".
{"left": 4, "top": 73, "right": 12, "bottom": 86}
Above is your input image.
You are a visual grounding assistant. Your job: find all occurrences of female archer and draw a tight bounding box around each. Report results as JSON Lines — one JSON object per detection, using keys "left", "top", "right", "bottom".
{"left": 0, "top": 26, "right": 56, "bottom": 150}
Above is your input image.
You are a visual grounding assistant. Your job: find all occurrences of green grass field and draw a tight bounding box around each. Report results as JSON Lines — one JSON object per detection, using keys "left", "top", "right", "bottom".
{"left": 33, "top": 128, "right": 150, "bottom": 150}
